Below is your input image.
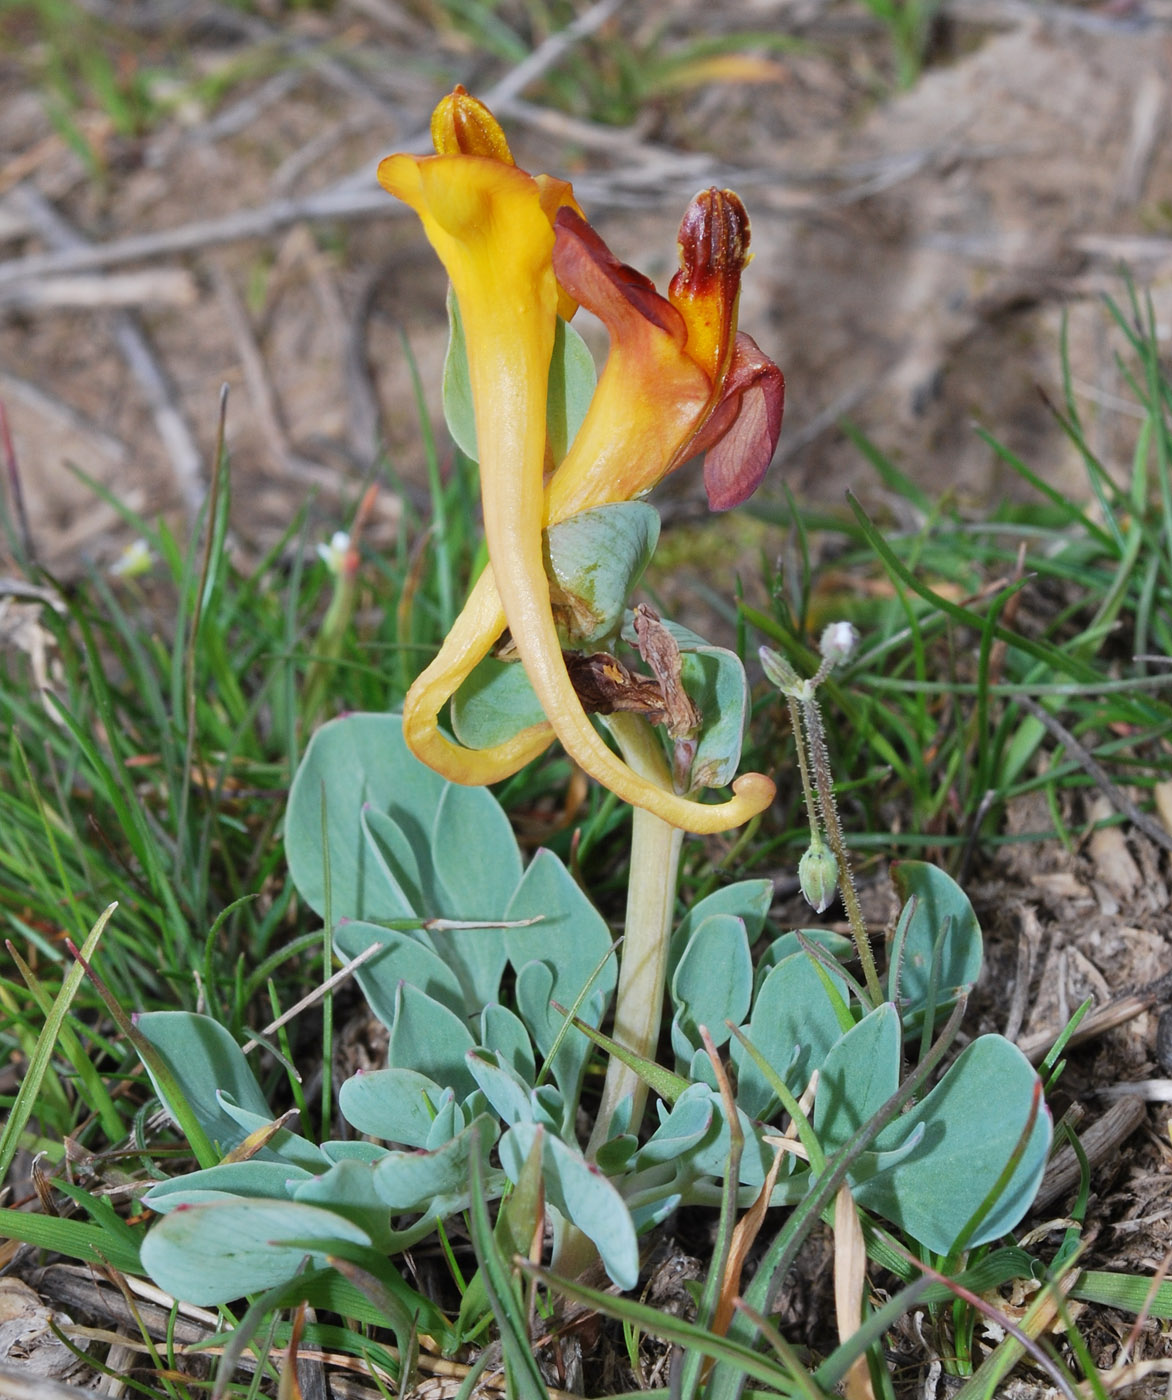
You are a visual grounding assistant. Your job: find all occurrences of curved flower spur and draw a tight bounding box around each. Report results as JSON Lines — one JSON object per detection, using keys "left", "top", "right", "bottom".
{"left": 379, "top": 88, "right": 784, "bottom": 833}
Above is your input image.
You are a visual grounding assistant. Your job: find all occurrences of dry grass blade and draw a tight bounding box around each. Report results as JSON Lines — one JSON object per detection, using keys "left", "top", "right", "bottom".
{"left": 833, "top": 1186, "right": 873, "bottom": 1400}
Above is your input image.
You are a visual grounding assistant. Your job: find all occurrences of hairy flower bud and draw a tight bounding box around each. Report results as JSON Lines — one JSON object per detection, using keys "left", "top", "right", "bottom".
{"left": 819, "top": 621, "right": 859, "bottom": 668}
{"left": 758, "top": 645, "right": 809, "bottom": 700}
{"left": 798, "top": 834, "right": 839, "bottom": 914}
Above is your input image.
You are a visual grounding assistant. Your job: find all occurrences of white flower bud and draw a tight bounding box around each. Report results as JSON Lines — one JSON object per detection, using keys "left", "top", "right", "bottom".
{"left": 819, "top": 621, "right": 858, "bottom": 668}
{"left": 316, "top": 530, "right": 351, "bottom": 576}
{"left": 109, "top": 538, "right": 155, "bottom": 579}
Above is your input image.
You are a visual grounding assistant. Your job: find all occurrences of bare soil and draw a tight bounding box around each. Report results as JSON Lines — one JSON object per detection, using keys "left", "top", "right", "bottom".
{"left": 5, "top": 0, "right": 1172, "bottom": 1394}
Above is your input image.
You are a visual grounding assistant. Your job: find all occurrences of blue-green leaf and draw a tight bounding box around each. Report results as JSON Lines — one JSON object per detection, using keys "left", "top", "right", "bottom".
{"left": 141, "top": 1200, "right": 371, "bottom": 1305}
{"left": 813, "top": 1002, "right": 901, "bottom": 1153}
{"left": 730, "top": 952, "right": 851, "bottom": 1120}
{"left": 135, "top": 1012, "right": 271, "bottom": 1159}
{"left": 546, "top": 503, "right": 660, "bottom": 646}
{"left": 292, "top": 1159, "right": 397, "bottom": 1252}
{"left": 334, "top": 922, "right": 466, "bottom": 1028}
{"left": 856, "top": 1035, "right": 1051, "bottom": 1253}
{"left": 338, "top": 1066, "right": 444, "bottom": 1147}
{"left": 891, "top": 862, "right": 983, "bottom": 1029}
{"left": 671, "top": 914, "right": 752, "bottom": 1053}
{"left": 372, "top": 1114, "right": 501, "bottom": 1211}
{"left": 387, "top": 983, "right": 478, "bottom": 1101}
{"left": 500, "top": 1123, "right": 639, "bottom": 1290}
{"left": 679, "top": 645, "right": 749, "bottom": 790}
{"left": 672, "top": 878, "right": 773, "bottom": 989}
{"left": 286, "top": 713, "right": 446, "bottom": 922}
{"left": 479, "top": 1003, "right": 536, "bottom": 1083}
{"left": 144, "top": 1161, "right": 311, "bottom": 1212}
{"left": 450, "top": 656, "right": 547, "bottom": 752}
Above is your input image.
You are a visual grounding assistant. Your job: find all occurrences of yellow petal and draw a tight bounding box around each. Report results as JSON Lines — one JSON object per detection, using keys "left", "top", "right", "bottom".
{"left": 403, "top": 567, "right": 554, "bottom": 782}
{"left": 382, "top": 139, "right": 775, "bottom": 832}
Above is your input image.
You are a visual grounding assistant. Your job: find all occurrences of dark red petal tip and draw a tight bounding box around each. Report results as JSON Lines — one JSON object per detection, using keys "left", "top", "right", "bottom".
{"left": 672, "top": 188, "right": 751, "bottom": 299}
{"left": 701, "top": 334, "right": 785, "bottom": 511}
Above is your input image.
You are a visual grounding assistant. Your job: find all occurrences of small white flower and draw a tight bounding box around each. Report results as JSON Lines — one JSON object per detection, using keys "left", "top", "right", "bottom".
{"left": 110, "top": 538, "right": 155, "bottom": 579}
{"left": 316, "top": 530, "right": 351, "bottom": 575}
{"left": 819, "top": 621, "right": 859, "bottom": 667}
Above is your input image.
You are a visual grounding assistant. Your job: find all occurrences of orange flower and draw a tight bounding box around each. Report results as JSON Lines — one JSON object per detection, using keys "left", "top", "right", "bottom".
{"left": 381, "top": 89, "right": 783, "bottom": 833}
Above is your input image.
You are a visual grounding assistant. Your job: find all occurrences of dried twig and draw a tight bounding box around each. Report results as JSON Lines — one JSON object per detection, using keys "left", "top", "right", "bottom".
{"left": 1016, "top": 693, "right": 1172, "bottom": 853}
{"left": 7, "top": 186, "right": 205, "bottom": 518}
{"left": 1033, "top": 1094, "right": 1146, "bottom": 1213}
{"left": 942, "top": 0, "right": 1168, "bottom": 33}
{"left": 0, "top": 1362, "right": 107, "bottom": 1399}
{"left": 0, "top": 268, "right": 197, "bottom": 312}
{"left": 0, "top": 370, "right": 129, "bottom": 465}
{"left": 0, "top": 0, "right": 631, "bottom": 295}
{"left": 1018, "top": 989, "right": 1165, "bottom": 1065}
{"left": 342, "top": 263, "right": 384, "bottom": 465}
{"left": 209, "top": 259, "right": 321, "bottom": 481}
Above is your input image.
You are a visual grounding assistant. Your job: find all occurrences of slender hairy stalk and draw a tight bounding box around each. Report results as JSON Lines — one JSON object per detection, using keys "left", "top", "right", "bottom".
{"left": 801, "top": 693, "right": 883, "bottom": 1006}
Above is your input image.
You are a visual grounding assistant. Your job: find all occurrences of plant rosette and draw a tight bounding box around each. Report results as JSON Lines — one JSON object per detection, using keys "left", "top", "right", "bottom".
{"left": 136, "top": 713, "right": 1050, "bottom": 1313}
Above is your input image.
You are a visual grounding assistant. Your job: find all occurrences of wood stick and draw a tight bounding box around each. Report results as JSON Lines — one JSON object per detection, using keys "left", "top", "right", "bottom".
{"left": 1033, "top": 1093, "right": 1147, "bottom": 1213}
{"left": 7, "top": 186, "right": 206, "bottom": 518}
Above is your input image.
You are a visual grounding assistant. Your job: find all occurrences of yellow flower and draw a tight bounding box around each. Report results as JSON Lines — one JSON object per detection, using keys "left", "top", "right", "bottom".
{"left": 380, "top": 89, "right": 783, "bottom": 833}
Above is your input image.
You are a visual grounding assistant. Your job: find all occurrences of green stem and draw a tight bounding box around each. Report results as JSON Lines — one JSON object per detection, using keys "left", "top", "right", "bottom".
{"left": 585, "top": 712, "right": 684, "bottom": 1157}
{"left": 787, "top": 693, "right": 821, "bottom": 838}
{"left": 552, "top": 714, "right": 683, "bottom": 1283}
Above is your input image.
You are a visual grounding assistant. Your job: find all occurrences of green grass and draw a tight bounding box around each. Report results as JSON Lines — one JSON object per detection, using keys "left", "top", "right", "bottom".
{"left": 739, "top": 288, "right": 1172, "bottom": 878}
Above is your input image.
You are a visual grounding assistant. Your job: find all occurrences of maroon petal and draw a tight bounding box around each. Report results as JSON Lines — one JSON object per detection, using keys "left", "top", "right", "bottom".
{"left": 698, "top": 333, "right": 785, "bottom": 511}
{"left": 553, "top": 207, "right": 685, "bottom": 341}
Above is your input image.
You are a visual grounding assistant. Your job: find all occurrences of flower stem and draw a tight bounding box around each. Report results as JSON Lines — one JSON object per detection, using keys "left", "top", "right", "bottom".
{"left": 585, "top": 711, "right": 684, "bottom": 1159}
{"left": 553, "top": 713, "right": 683, "bottom": 1282}
{"left": 801, "top": 693, "right": 883, "bottom": 1007}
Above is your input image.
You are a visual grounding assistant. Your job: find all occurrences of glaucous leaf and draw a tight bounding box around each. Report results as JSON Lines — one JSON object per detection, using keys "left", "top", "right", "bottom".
{"left": 135, "top": 1012, "right": 271, "bottom": 1159}
{"left": 450, "top": 655, "right": 547, "bottom": 752}
{"left": 730, "top": 951, "right": 851, "bottom": 1120}
{"left": 334, "top": 922, "right": 466, "bottom": 1029}
{"left": 500, "top": 1123, "right": 639, "bottom": 1290}
{"left": 546, "top": 502, "right": 660, "bottom": 646}
{"left": 338, "top": 1066, "right": 445, "bottom": 1148}
{"left": 890, "top": 862, "right": 983, "bottom": 1029}
{"left": 854, "top": 1035, "right": 1051, "bottom": 1254}
{"left": 813, "top": 1002, "right": 901, "bottom": 1153}
{"left": 372, "top": 1114, "right": 501, "bottom": 1211}
{"left": 286, "top": 713, "right": 446, "bottom": 923}
{"left": 670, "top": 913, "right": 752, "bottom": 1054}
{"left": 144, "top": 1161, "right": 311, "bottom": 1212}
{"left": 141, "top": 1199, "right": 371, "bottom": 1305}
{"left": 386, "top": 983, "right": 478, "bottom": 1102}
{"left": 671, "top": 879, "right": 772, "bottom": 989}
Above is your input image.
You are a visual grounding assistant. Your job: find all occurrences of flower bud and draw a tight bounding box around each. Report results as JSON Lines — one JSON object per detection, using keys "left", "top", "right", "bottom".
{"left": 430, "top": 85, "right": 514, "bottom": 163}
{"left": 758, "top": 645, "right": 801, "bottom": 694}
{"left": 819, "top": 621, "right": 859, "bottom": 668}
{"left": 316, "top": 530, "right": 351, "bottom": 576}
{"left": 798, "top": 833, "right": 838, "bottom": 914}
{"left": 109, "top": 538, "right": 154, "bottom": 579}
